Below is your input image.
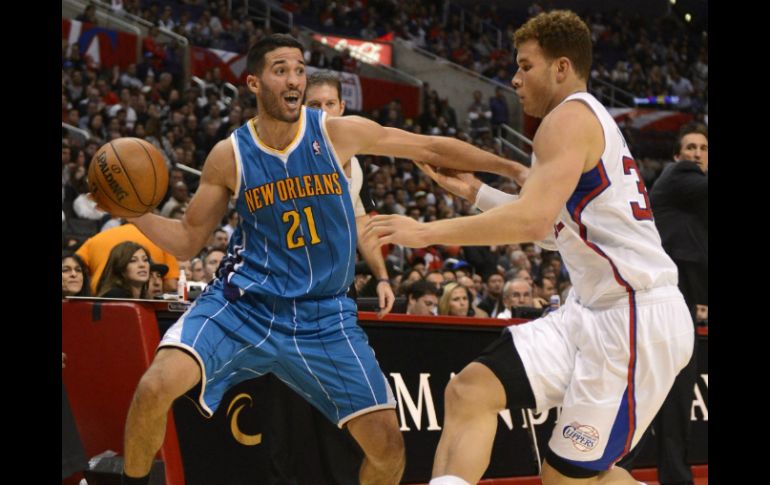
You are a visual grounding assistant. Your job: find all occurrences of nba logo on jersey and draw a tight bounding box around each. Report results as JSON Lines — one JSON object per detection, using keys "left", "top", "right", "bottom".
{"left": 312, "top": 140, "right": 321, "bottom": 155}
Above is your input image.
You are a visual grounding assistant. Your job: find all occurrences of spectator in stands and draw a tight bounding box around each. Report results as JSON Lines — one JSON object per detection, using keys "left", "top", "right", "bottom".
{"left": 202, "top": 248, "right": 225, "bottom": 283}
{"left": 211, "top": 228, "right": 229, "bottom": 252}
{"left": 177, "top": 258, "right": 192, "bottom": 281}
{"left": 466, "top": 90, "right": 492, "bottom": 137}
{"left": 695, "top": 304, "right": 708, "bottom": 326}
{"left": 95, "top": 241, "right": 151, "bottom": 298}
{"left": 62, "top": 251, "right": 91, "bottom": 298}
{"left": 76, "top": 3, "right": 98, "bottom": 24}
{"left": 533, "top": 275, "right": 557, "bottom": 303}
{"left": 477, "top": 272, "right": 504, "bottom": 317}
{"left": 424, "top": 270, "right": 445, "bottom": 290}
{"left": 148, "top": 263, "right": 168, "bottom": 298}
{"left": 76, "top": 222, "right": 180, "bottom": 292}
{"left": 405, "top": 280, "right": 439, "bottom": 316}
{"left": 160, "top": 180, "right": 190, "bottom": 217}
{"left": 190, "top": 257, "right": 205, "bottom": 282}
{"left": 305, "top": 40, "right": 331, "bottom": 68}
{"left": 496, "top": 278, "right": 537, "bottom": 319}
{"left": 438, "top": 282, "right": 472, "bottom": 317}
{"left": 667, "top": 67, "right": 694, "bottom": 112}
{"left": 489, "top": 87, "right": 509, "bottom": 136}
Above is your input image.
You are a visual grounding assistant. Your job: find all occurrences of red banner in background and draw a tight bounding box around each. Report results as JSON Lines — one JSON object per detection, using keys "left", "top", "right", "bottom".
{"left": 312, "top": 34, "right": 392, "bottom": 66}
{"left": 62, "top": 19, "right": 138, "bottom": 70}
{"left": 359, "top": 76, "right": 420, "bottom": 119}
{"left": 190, "top": 46, "right": 249, "bottom": 84}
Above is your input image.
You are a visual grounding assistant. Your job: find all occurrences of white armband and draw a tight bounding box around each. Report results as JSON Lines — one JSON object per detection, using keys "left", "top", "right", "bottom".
{"left": 473, "top": 183, "right": 518, "bottom": 212}
{"left": 474, "top": 184, "right": 560, "bottom": 250}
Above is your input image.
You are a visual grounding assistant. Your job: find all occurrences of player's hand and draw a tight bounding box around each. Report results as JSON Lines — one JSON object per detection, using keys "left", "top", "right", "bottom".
{"left": 364, "top": 214, "right": 430, "bottom": 248}
{"left": 86, "top": 193, "right": 110, "bottom": 214}
{"left": 415, "top": 161, "right": 481, "bottom": 202}
{"left": 376, "top": 279, "right": 395, "bottom": 319}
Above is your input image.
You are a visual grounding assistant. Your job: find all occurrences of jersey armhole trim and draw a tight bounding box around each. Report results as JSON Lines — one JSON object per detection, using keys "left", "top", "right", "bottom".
{"left": 230, "top": 132, "right": 243, "bottom": 200}
{"left": 320, "top": 111, "right": 348, "bottom": 177}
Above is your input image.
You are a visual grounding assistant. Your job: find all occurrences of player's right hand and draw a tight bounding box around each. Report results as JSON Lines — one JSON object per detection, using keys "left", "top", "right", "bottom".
{"left": 415, "top": 161, "right": 481, "bottom": 203}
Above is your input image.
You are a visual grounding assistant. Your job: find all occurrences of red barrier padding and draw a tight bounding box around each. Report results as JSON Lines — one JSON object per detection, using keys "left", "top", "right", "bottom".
{"left": 62, "top": 300, "right": 185, "bottom": 485}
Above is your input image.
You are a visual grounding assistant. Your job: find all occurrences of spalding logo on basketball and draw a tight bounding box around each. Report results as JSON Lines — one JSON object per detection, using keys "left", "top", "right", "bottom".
{"left": 87, "top": 137, "right": 169, "bottom": 218}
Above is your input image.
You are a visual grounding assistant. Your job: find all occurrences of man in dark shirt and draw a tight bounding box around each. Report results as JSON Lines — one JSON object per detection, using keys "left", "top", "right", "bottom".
{"left": 620, "top": 122, "right": 708, "bottom": 485}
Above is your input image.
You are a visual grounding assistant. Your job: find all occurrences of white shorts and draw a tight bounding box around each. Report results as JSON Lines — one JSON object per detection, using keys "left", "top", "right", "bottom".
{"left": 508, "top": 285, "right": 693, "bottom": 471}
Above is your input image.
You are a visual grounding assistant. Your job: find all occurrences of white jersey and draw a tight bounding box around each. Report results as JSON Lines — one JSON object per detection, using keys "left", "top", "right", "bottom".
{"left": 545, "top": 93, "right": 677, "bottom": 307}
{"left": 346, "top": 155, "right": 367, "bottom": 217}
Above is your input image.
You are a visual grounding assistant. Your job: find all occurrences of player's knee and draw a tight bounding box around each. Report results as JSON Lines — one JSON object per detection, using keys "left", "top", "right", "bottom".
{"left": 134, "top": 367, "right": 189, "bottom": 408}
{"left": 444, "top": 373, "right": 486, "bottom": 414}
{"left": 362, "top": 420, "right": 405, "bottom": 473}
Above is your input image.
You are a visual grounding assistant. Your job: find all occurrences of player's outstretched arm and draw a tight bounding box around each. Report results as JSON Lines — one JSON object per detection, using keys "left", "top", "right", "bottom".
{"left": 130, "top": 140, "right": 235, "bottom": 259}
{"left": 364, "top": 103, "right": 598, "bottom": 248}
{"left": 327, "top": 116, "right": 529, "bottom": 185}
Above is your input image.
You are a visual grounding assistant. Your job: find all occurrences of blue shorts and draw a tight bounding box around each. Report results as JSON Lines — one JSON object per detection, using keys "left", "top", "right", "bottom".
{"left": 159, "top": 281, "right": 396, "bottom": 427}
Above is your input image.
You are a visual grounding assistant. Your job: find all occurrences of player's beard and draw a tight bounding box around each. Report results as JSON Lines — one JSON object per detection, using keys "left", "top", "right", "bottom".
{"left": 258, "top": 85, "right": 302, "bottom": 123}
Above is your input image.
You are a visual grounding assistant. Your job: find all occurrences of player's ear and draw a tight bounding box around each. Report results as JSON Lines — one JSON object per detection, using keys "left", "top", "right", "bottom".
{"left": 339, "top": 99, "right": 346, "bottom": 116}
{"left": 555, "top": 57, "right": 569, "bottom": 81}
{"left": 246, "top": 75, "right": 259, "bottom": 94}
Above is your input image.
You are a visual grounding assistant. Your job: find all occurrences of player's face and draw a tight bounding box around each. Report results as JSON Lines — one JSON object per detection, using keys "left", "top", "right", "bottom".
{"left": 675, "top": 133, "right": 708, "bottom": 173}
{"left": 62, "top": 257, "right": 84, "bottom": 296}
{"left": 305, "top": 84, "right": 345, "bottom": 117}
{"left": 252, "top": 47, "right": 306, "bottom": 123}
{"left": 124, "top": 250, "right": 150, "bottom": 285}
{"left": 511, "top": 39, "right": 558, "bottom": 118}
{"left": 448, "top": 287, "right": 469, "bottom": 316}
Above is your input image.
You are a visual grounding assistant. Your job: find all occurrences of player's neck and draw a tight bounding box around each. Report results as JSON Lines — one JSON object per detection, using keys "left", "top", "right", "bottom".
{"left": 547, "top": 83, "right": 588, "bottom": 115}
{"left": 253, "top": 113, "right": 302, "bottom": 151}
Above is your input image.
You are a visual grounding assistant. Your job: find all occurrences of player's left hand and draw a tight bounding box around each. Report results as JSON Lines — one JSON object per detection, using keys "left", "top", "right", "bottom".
{"left": 376, "top": 280, "right": 395, "bottom": 319}
{"left": 364, "top": 214, "right": 429, "bottom": 248}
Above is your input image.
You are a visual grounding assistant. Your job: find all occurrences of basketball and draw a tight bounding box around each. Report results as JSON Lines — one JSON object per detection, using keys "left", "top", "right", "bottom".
{"left": 87, "top": 137, "right": 169, "bottom": 218}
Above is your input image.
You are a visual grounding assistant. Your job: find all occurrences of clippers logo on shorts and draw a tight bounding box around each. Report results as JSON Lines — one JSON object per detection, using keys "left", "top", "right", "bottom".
{"left": 562, "top": 422, "right": 599, "bottom": 451}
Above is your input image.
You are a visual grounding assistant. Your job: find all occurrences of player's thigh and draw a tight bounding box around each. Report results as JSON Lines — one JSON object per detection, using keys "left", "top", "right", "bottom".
{"left": 280, "top": 306, "right": 395, "bottom": 425}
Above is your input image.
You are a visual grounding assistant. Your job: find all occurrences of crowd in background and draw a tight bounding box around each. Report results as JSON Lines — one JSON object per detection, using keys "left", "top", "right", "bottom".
{"left": 62, "top": 0, "right": 707, "bottom": 325}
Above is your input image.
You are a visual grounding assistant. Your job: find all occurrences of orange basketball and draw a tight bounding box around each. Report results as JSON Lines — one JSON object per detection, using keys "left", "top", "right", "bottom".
{"left": 87, "top": 137, "right": 169, "bottom": 218}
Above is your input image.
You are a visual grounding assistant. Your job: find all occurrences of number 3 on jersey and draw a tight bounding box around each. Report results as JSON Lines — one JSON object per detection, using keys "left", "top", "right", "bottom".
{"left": 282, "top": 206, "right": 322, "bottom": 249}
{"left": 622, "top": 156, "right": 653, "bottom": 221}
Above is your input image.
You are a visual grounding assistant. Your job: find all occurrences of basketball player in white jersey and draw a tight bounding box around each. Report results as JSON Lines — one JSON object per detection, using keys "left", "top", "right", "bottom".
{"left": 364, "top": 10, "right": 694, "bottom": 485}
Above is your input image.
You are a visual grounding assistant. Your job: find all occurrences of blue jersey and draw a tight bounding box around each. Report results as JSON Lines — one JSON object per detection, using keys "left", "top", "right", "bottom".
{"left": 223, "top": 107, "right": 356, "bottom": 298}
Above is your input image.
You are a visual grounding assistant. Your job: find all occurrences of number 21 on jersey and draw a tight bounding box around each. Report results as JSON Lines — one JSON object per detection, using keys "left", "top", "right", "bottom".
{"left": 282, "top": 206, "right": 321, "bottom": 249}
{"left": 622, "top": 156, "right": 653, "bottom": 221}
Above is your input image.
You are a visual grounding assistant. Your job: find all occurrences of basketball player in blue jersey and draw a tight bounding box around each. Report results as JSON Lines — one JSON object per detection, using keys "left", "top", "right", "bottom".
{"left": 364, "top": 11, "right": 694, "bottom": 485}
{"left": 118, "top": 34, "right": 527, "bottom": 485}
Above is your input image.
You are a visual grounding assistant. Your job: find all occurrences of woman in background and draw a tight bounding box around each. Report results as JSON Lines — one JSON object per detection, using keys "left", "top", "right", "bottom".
{"left": 95, "top": 241, "right": 151, "bottom": 299}
{"left": 62, "top": 251, "right": 91, "bottom": 298}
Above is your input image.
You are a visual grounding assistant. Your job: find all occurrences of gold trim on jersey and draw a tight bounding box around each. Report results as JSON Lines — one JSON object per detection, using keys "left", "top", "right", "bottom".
{"left": 247, "top": 107, "right": 306, "bottom": 158}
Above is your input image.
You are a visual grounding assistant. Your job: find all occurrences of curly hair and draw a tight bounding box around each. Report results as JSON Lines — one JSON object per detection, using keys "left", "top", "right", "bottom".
{"left": 513, "top": 10, "right": 592, "bottom": 81}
